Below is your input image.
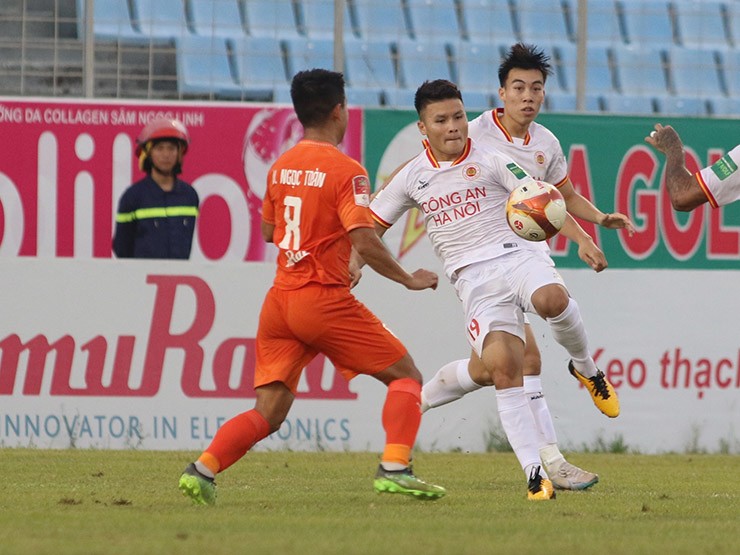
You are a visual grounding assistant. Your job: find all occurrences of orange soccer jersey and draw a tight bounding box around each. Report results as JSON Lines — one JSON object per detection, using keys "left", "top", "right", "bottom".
{"left": 258, "top": 139, "right": 407, "bottom": 391}
{"left": 262, "top": 139, "right": 374, "bottom": 290}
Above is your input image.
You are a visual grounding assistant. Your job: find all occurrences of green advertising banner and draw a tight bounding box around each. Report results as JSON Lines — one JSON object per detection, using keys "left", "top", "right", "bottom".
{"left": 364, "top": 109, "right": 740, "bottom": 269}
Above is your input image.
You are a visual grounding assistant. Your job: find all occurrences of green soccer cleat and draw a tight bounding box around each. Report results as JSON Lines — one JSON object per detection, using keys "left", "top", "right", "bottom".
{"left": 527, "top": 466, "right": 556, "bottom": 501}
{"left": 373, "top": 465, "right": 446, "bottom": 500}
{"left": 569, "top": 361, "right": 620, "bottom": 418}
{"left": 179, "top": 463, "right": 217, "bottom": 506}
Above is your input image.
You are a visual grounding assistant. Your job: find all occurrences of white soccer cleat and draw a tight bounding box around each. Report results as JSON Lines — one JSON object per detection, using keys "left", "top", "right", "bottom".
{"left": 545, "top": 459, "right": 599, "bottom": 491}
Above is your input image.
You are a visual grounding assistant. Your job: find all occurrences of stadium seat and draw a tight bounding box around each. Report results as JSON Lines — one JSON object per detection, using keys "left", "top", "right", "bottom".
{"left": 300, "top": 0, "right": 354, "bottom": 39}
{"left": 345, "top": 87, "right": 383, "bottom": 107}
{"left": 601, "top": 93, "right": 656, "bottom": 115}
{"left": 515, "top": 0, "right": 574, "bottom": 44}
{"left": 612, "top": 45, "right": 670, "bottom": 96}
{"left": 460, "top": 90, "right": 493, "bottom": 111}
{"left": 353, "top": 0, "right": 411, "bottom": 41}
{"left": 175, "top": 35, "right": 241, "bottom": 96}
{"left": 76, "top": 0, "right": 141, "bottom": 40}
{"left": 281, "top": 37, "right": 337, "bottom": 77}
{"left": 188, "top": 0, "right": 246, "bottom": 38}
{"left": 383, "top": 87, "right": 417, "bottom": 109}
{"left": 229, "top": 36, "right": 286, "bottom": 100}
{"left": 707, "top": 97, "right": 740, "bottom": 117}
{"left": 728, "top": 2, "right": 740, "bottom": 50}
{"left": 405, "top": 0, "right": 462, "bottom": 42}
{"left": 672, "top": 0, "right": 731, "bottom": 49}
{"left": 553, "top": 42, "right": 616, "bottom": 95}
{"left": 719, "top": 47, "right": 740, "bottom": 97}
{"left": 618, "top": 0, "right": 676, "bottom": 46}
{"left": 544, "top": 91, "right": 602, "bottom": 113}
{"left": 656, "top": 96, "right": 709, "bottom": 116}
{"left": 243, "top": 0, "right": 301, "bottom": 38}
{"left": 454, "top": 41, "right": 508, "bottom": 96}
{"left": 344, "top": 38, "right": 398, "bottom": 94}
{"left": 132, "top": 0, "right": 189, "bottom": 38}
{"left": 666, "top": 47, "right": 725, "bottom": 98}
{"left": 578, "top": 0, "right": 623, "bottom": 44}
{"left": 396, "top": 39, "right": 453, "bottom": 90}
{"left": 458, "top": 0, "right": 517, "bottom": 43}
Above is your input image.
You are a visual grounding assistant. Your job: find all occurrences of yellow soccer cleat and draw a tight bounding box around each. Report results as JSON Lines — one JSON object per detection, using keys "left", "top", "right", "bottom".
{"left": 569, "top": 361, "right": 620, "bottom": 418}
{"left": 527, "top": 466, "right": 556, "bottom": 501}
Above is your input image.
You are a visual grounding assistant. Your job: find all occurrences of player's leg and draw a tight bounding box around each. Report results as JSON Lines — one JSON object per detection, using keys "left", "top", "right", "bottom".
{"left": 480, "top": 329, "right": 554, "bottom": 500}
{"left": 308, "top": 289, "right": 445, "bottom": 500}
{"left": 519, "top": 251, "right": 619, "bottom": 418}
{"left": 523, "top": 326, "right": 598, "bottom": 490}
{"left": 420, "top": 352, "right": 489, "bottom": 412}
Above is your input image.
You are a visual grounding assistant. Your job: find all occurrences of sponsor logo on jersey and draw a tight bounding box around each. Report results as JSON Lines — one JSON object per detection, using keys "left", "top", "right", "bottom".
{"left": 352, "top": 175, "right": 370, "bottom": 206}
{"left": 462, "top": 163, "right": 480, "bottom": 180}
{"left": 417, "top": 179, "right": 430, "bottom": 190}
{"left": 506, "top": 162, "right": 528, "bottom": 179}
{"left": 711, "top": 153, "right": 738, "bottom": 181}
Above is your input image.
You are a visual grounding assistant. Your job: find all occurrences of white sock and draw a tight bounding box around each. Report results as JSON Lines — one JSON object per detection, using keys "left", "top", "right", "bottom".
{"left": 495, "top": 387, "right": 546, "bottom": 479}
{"left": 421, "top": 359, "right": 483, "bottom": 412}
{"left": 539, "top": 444, "right": 565, "bottom": 469}
{"left": 523, "top": 375, "right": 558, "bottom": 447}
{"left": 194, "top": 460, "right": 215, "bottom": 479}
{"left": 546, "top": 298, "right": 597, "bottom": 378}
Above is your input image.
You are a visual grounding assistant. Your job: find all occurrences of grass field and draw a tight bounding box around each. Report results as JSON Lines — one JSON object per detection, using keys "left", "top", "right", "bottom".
{"left": 2, "top": 449, "right": 738, "bottom": 555}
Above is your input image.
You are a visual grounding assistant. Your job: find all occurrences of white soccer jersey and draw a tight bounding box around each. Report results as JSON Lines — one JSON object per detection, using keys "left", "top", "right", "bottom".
{"left": 371, "top": 138, "right": 539, "bottom": 280}
{"left": 468, "top": 108, "right": 569, "bottom": 187}
{"left": 696, "top": 144, "right": 740, "bottom": 208}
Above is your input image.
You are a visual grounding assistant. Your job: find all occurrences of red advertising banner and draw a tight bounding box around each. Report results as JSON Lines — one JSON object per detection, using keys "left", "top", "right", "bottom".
{"left": 0, "top": 98, "right": 363, "bottom": 260}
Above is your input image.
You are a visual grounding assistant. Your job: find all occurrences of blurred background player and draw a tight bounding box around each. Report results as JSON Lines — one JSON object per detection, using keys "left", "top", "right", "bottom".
{"left": 646, "top": 123, "right": 740, "bottom": 211}
{"left": 178, "top": 68, "right": 445, "bottom": 505}
{"left": 112, "top": 117, "right": 199, "bottom": 259}
{"left": 369, "top": 79, "right": 570, "bottom": 500}
{"left": 421, "top": 44, "right": 634, "bottom": 490}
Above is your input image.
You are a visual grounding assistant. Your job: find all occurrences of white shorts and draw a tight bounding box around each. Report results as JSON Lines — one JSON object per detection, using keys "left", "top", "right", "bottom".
{"left": 452, "top": 249, "right": 565, "bottom": 356}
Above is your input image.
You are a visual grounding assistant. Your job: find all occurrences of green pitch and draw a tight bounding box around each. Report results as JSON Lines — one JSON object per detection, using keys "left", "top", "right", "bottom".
{"left": 1, "top": 449, "right": 738, "bottom": 555}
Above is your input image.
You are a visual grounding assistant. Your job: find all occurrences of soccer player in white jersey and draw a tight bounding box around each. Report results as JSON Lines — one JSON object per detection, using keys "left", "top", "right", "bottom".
{"left": 646, "top": 123, "right": 740, "bottom": 211}
{"left": 371, "top": 79, "right": 564, "bottom": 500}
{"left": 419, "top": 44, "right": 634, "bottom": 491}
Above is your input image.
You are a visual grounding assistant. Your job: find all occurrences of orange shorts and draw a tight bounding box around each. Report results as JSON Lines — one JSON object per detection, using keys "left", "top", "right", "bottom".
{"left": 255, "top": 285, "right": 407, "bottom": 392}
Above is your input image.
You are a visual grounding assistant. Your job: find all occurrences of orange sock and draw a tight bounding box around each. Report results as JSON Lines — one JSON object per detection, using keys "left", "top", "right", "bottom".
{"left": 381, "top": 378, "right": 422, "bottom": 467}
{"left": 200, "top": 409, "right": 271, "bottom": 474}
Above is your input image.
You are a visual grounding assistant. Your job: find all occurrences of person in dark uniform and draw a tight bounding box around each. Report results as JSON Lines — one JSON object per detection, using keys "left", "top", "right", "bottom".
{"left": 113, "top": 117, "right": 199, "bottom": 259}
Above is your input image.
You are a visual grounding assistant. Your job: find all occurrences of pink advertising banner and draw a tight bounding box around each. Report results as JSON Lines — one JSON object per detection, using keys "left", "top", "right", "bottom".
{"left": 0, "top": 98, "right": 363, "bottom": 260}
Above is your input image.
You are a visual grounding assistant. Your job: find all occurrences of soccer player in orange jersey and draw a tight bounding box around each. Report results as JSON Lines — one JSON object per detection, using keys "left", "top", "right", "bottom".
{"left": 178, "top": 68, "right": 446, "bottom": 505}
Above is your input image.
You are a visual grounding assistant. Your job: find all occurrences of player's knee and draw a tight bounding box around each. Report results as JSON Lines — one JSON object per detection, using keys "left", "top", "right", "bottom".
{"left": 532, "top": 287, "right": 569, "bottom": 318}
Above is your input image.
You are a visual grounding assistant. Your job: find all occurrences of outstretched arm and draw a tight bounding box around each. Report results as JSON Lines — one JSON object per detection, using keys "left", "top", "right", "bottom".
{"left": 558, "top": 180, "right": 635, "bottom": 234}
{"left": 645, "top": 123, "right": 708, "bottom": 212}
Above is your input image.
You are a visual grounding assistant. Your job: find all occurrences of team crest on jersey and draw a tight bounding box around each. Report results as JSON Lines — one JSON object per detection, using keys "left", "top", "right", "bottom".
{"left": 535, "top": 151, "right": 546, "bottom": 166}
{"left": 462, "top": 163, "right": 480, "bottom": 180}
{"left": 352, "top": 175, "right": 371, "bottom": 206}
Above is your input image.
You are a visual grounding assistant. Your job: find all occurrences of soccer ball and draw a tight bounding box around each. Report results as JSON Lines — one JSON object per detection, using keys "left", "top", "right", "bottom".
{"left": 506, "top": 180, "right": 567, "bottom": 241}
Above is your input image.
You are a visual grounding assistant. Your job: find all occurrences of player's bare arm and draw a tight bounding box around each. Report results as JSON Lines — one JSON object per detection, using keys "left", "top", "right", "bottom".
{"left": 261, "top": 221, "right": 275, "bottom": 243}
{"left": 558, "top": 180, "right": 635, "bottom": 235}
{"left": 645, "top": 123, "right": 708, "bottom": 211}
{"left": 349, "top": 227, "right": 437, "bottom": 291}
{"left": 558, "top": 214, "right": 607, "bottom": 272}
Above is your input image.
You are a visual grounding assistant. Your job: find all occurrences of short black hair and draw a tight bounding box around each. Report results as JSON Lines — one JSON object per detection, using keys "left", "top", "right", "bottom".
{"left": 414, "top": 79, "right": 464, "bottom": 115}
{"left": 290, "top": 68, "right": 346, "bottom": 128}
{"left": 498, "top": 43, "right": 552, "bottom": 86}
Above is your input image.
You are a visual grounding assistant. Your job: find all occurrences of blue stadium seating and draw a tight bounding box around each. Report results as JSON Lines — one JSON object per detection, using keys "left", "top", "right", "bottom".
{"left": 672, "top": 0, "right": 731, "bottom": 49}
{"left": 395, "top": 39, "right": 453, "bottom": 89}
{"left": 601, "top": 93, "right": 656, "bottom": 115}
{"left": 708, "top": 97, "right": 740, "bottom": 117}
{"left": 618, "top": 0, "right": 675, "bottom": 46}
{"left": 353, "top": 0, "right": 411, "bottom": 40}
{"left": 243, "top": 0, "right": 301, "bottom": 38}
{"left": 544, "top": 91, "right": 602, "bottom": 113}
{"left": 666, "top": 47, "right": 725, "bottom": 97}
{"left": 132, "top": 0, "right": 189, "bottom": 38}
{"left": 175, "top": 35, "right": 241, "bottom": 96}
{"left": 460, "top": 90, "right": 493, "bottom": 111}
{"left": 579, "top": 0, "right": 622, "bottom": 44}
{"left": 657, "top": 97, "right": 710, "bottom": 116}
{"left": 76, "top": 0, "right": 141, "bottom": 40}
{"left": 721, "top": 49, "right": 740, "bottom": 98}
{"left": 189, "top": 0, "right": 246, "bottom": 38}
{"left": 553, "top": 42, "right": 616, "bottom": 95}
{"left": 229, "top": 36, "right": 286, "bottom": 100}
{"left": 454, "top": 41, "right": 507, "bottom": 95}
{"left": 612, "top": 45, "right": 670, "bottom": 96}
{"left": 515, "top": 0, "right": 574, "bottom": 44}
{"left": 300, "top": 0, "right": 354, "bottom": 39}
{"left": 458, "top": 0, "right": 517, "bottom": 43}
{"left": 405, "top": 0, "right": 462, "bottom": 42}
{"left": 344, "top": 38, "right": 398, "bottom": 96}
{"left": 281, "top": 37, "right": 337, "bottom": 77}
